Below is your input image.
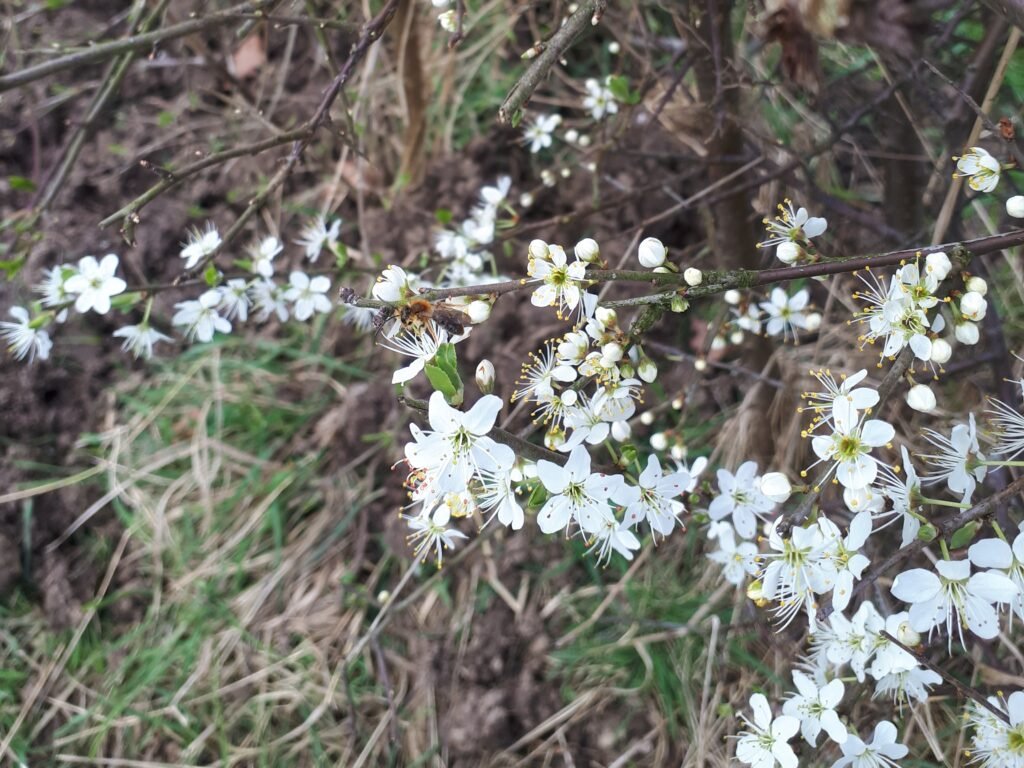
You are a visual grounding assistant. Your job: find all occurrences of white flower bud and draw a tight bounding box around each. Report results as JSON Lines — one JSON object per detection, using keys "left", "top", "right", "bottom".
{"left": 965, "top": 276, "right": 988, "bottom": 296}
{"left": 437, "top": 10, "right": 457, "bottom": 31}
{"left": 467, "top": 300, "right": 491, "bottom": 323}
{"left": 608, "top": 41, "right": 621, "bottom": 54}
{"left": 528, "top": 239, "right": 549, "bottom": 260}
{"left": 378, "top": 590, "right": 392, "bottom": 603}
{"left": 959, "top": 291, "right": 987, "bottom": 321}
{"left": 574, "top": 238, "right": 600, "bottom": 263}
{"left": 729, "top": 330, "right": 744, "bottom": 345}
{"left": 930, "top": 337, "right": 952, "bottom": 364}
{"left": 510, "top": 466, "right": 524, "bottom": 483}
{"left": 905, "top": 383, "right": 936, "bottom": 413}
{"left": 776, "top": 241, "right": 802, "bottom": 264}
{"left": 710, "top": 336, "right": 727, "bottom": 351}
{"left": 475, "top": 359, "right": 495, "bottom": 394}
{"left": 519, "top": 192, "right": 534, "bottom": 208}
{"left": 683, "top": 267, "right": 703, "bottom": 286}
{"left": 723, "top": 289, "right": 741, "bottom": 305}
{"left": 595, "top": 306, "right": 617, "bottom": 328}
{"left": 925, "top": 251, "right": 952, "bottom": 281}
{"left": 671, "top": 397, "right": 683, "bottom": 410}
{"left": 804, "top": 312, "right": 822, "bottom": 332}
{"left": 670, "top": 444, "right": 686, "bottom": 461}
{"left": 560, "top": 167, "right": 571, "bottom": 178}
{"left": 560, "top": 389, "right": 578, "bottom": 407}
{"left": 618, "top": 361, "right": 635, "bottom": 378}
{"left": 650, "top": 432, "right": 668, "bottom": 451}
{"left": 637, "top": 357, "right": 658, "bottom": 382}
{"left": 638, "top": 237, "right": 667, "bottom": 268}
{"left": 758, "top": 472, "right": 792, "bottom": 503}
{"left": 611, "top": 420, "right": 631, "bottom": 442}
{"left": 639, "top": 411, "right": 654, "bottom": 425}
{"left": 694, "top": 358, "right": 708, "bottom": 372}
{"left": 540, "top": 169, "right": 556, "bottom": 187}
{"left": 564, "top": 129, "right": 580, "bottom": 144}
{"left": 578, "top": 134, "right": 591, "bottom": 148}
{"left": 601, "top": 342, "right": 623, "bottom": 363}
{"left": 895, "top": 620, "right": 920, "bottom": 647}
{"left": 670, "top": 296, "right": 689, "bottom": 313}
{"left": 1008, "top": 195, "right": 1024, "bottom": 218}
{"left": 955, "top": 321, "right": 980, "bottom": 345}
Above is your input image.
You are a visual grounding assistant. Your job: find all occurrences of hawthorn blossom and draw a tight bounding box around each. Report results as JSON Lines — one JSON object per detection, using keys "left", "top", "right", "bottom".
{"left": 921, "top": 413, "right": 987, "bottom": 504}
{"left": 535, "top": 445, "right": 629, "bottom": 535}
{"left": 0, "top": 306, "right": 52, "bottom": 362}
{"left": 876, "top": 447, "right": 924, "bottom": 548}
{"left": 708, "top": 461, "right": 776, "bottom": 539}
{"left": 988, "top": 389, "right": 1024, "bottom": 460}
{"left": 248, "top": 235, "right": 282, "bottom": 277}
{"left": 523, "top": 114, "right": 561, "bottom": 153}
{"left": 970, "top": 531, "right": 1024, "bottom": 624}
{"left": 760, "top": 287, "right": 810, "bottom": 341}
{"left": 735, "top": 693, "right": 800, "bottom": 768}
{"left": 968, "top": 691, "right": 1024, "bottom": 768}
{"left": 179, "top": 223, "right": 221, "bottom": 269}
{"left": 64, "top": 254, "right": 126, "bottom": 315}
{"left": 954, "top": 146, "right": 1001, "bottom": 193}
{"left": 171, "top": 289, "right": 231, "bottom": 342}
{"left": 37, "top": 265, "right": 75, "bottom": 321}
{"left": 250, "top": 278, "right": 290, "bottom": 323}
{"left": 113, "top": 323, "right": 172, "bottom": 359}
{"left": 800, "top": 369, "right": 879, "bottom": 433}
{"left": 807, "top": 400, "right": 894, "bottom": 490}
{"left": 761, "top": 519, "right": 838, "bottom": 631}
{"left": 582, "top": 77, "right": 618, "bottom": 121}
{"left": 622, "top": 454, "right": 693, "bottom": 537}
{"left": 475, "top": 466, "right": 525, "bottom": 530}
{"left": 284, "top": 271, "right": 332, "bottom": 321}
{"left": 528, "top": 245, "right": 588, "bottom": 320}
{"left": 782, "top": 670, "right": 847, "bottom": 746}
{"left": 295, "top": 215, "right": 341, "bottom": 262}
{"left": 831, "top": 721, "right": 907, "bottom": 768}
{"left": 587, "top": 517, "right": 641, "bottom": 563}
{"left": 819, "top": 511, "right": 872, "bottom": 612}
{"left": 405, "top": 505, "right": 468, "bottom": 568}
{"left": 891, "top": 557, "right": 1018, "bottom": 647}
{"left": 218, "top": 278, "right": 251, "bottom": 322}
{"left": 405, "top": 392, "right": 515, "bottom": 493}
{"left": 706, "top": 521, "right": 759, "bottom": 585}
{"left": 759, "top": 199, "right": 827, "bottom": 250}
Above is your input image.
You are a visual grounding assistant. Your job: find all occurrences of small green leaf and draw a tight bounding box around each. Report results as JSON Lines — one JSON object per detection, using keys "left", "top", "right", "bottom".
{"left": 949, "top": 521, "right": 981, "bottom": 550}
{"left": 203, "top": 264, "right": 220, "bottom": 287}
{"left": 528, "top": 483, "right": 548, "bottom": 508}
{"left": 435, "top": 208, "right": 453, "bottom": 225}
{"left": 917, "top": 524, "right": 938, "bottom": 543}
{"left": 8, "top": 176, "right": 35, "bottom": 192}
{"left": 0, "top": 257, "right": 26, "bottom": 280}
{"left": 334, "top": 243, "right": 349, "bottom": 270}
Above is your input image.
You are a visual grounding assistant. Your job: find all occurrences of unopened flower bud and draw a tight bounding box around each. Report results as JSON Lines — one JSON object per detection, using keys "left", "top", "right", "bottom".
{"left": 638, "top": 237, "right": 667, "bottom": 268}
{"left": 670, "top": 444, "right": 686, "bottom": 461}
{"left": 595, "top": 306, "right": 617, "bottom": 328}
{"left": 438, "top": 10, "right": 457, "bottom": 31}
{"left": 804, "top": 312, "right": 822, "bottom": 332}
{"left": 639, "top": 411, "right": 654, "bottom": 425}
{"left": 529, "top": 239, "right": 549, "bottom": 260}
{"left": 965, "top": 276, "right": 988, "bottom": 296}
{"left": 608, "top": 41, "right": 620, "bottom": 54}
{"left": 683, "top": 267, "right": 703, "bottom": 286}
{"left": 560, "top": 167, "right": 571, "bottom": 178}
{"left": 1008, "top": 195, "right": 1024, "bottom": 218}
{"left": 729, "top": 330, "right": 744, "bottom": 345}
{"left": 637, "top": 357, "right": 657, "bottom": 383}
{"left": 758, "top": 472, "right": 792, "bottom": 503}
{"left": 925, "top": 251, "right": 952, "bottom": 281}
{"left": 905, "top": 383, "right": 936, "bottom": 413}
{"left": 519, "top": 192, "right": 534, "bottom": 208}
{"left": 895, "top": 621, "right": 920, "bottom": 647}
{"left": 574, "top": 238, "right": 600, "bottom": 263}
{"left": 564, "top": 128, "right": 579, "bottom": 144}
{"left": 710, "top": 336, "right": 727, "bottom": 351}
{"left": 955, "top": 321, "right": 980, "bottom": 345}
{"left": 578, "top": 134, "right": 591, "bottom": 148}
{"left": 540, "top": 169, "right": 556, "bottom": 187}
{"left": 723, "top": 289, "right": 741, "bottom": 305}
{"left": 930, "top": 338, "right": 952, "bottom": 364}
{"left": 959, "top": 291, "right": 987, "bottom": 321}
{"left": 378, "top": 590, "right": 392, "bottom": 603}
{"left": 776, "top": 241, "right": 802, "bottom": 265}
{"left": 475, "top": 359, "right": 495, "bottom": 394}
{"left": 670, "top": 296, "right": 689, "bottom": 313}
{"left": 617, "top": 361, "right": 635, "bottom": 378}
{"left": 611, "top": 420, "right": 631, "bottom": 442}
{"left": 694, "top": 358, "right": 708, "bottom": 372}
{"left": 467, "top": 300, "right": 491, "bottom": 323}
{"left": 650, "top": 432, "right": 668, "bottom": 451}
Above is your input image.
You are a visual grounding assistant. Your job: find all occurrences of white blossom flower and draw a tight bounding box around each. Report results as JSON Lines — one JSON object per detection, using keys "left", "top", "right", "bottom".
{"left": 971, "top": 529, "right": 1024, "bottom": 625}
{"left": 759, "top": 200, "right": 827, "bottom": 250}
{"left": 295, "top": 215, "right": 341, "bottom": 262}
{"left": 529, "top": 246, "right": 588, "bottom": 320}
{"left": 891, "top": 557, "right": 1017, "bottom": 647}
{"left": 925, "top": 250, "right": 952, "bottom": 281}
{"left": 171, "top": 289, "right": 231, "bottom": 342}
{"left": 64, "top": 254, "right": 126, "bottom": 315}
{"left": 876, "top": 447, "right": 924, "bottom": 548}
{"left": 341, "top": 305, "right": 377, "bottom": 334}
{"left": 535, "top": 445, "right": 629, "bottom": 535}
{"left": 372, "top": 265, "right": 417, "bottom": 304}
{"left": 179, "top": 223, "right": 221, "bottom": 270}
{"left": 807, "top": 400, "right": 894, "bottom": 490}
{"left": 475, "top": 466, "right": 524, "bottom": 530}
{"left": 113, "top": 323, "right": 172, "bottom": 359}
{"left": 761, "top": 519, "right": 838, "bottom": 631}
{"left": 248, "top": 235, "right": 282, "bottom": 277}
{"left": 782, "top": 670, "right": 847, "bottom": 746}
{"left": 830, "top": 721, "right": 907, "bottom": 768}
{"left": 968, "top": 690, "right": 1024, "bottom": 768}
{"left": 513, "top": 341, "right": 577, "bottom": 403}
{"left": 921, "top": 413, "right": 987, "bottom": 504}
{"left": 800, "top": 369, "right": 879, "bottom": 434}
{"left": 638, "top": 237, "right": 666, "bottom": 268}
{"left": 960, "top": 290, "right": 988, "bottom": 321}
{"left": 709, "top": 461, "right": 776, "bottom": 539}
{"left": 36, "top": 264, "right": 76, "bottom": 322}
{"left": 819, "top": 511, "right": 872, "bottom": 612}
{"left": 706, "top": 521, "right": 759, "bottom": 585}
{"left": 218, "top": 278, "right": 251, "bottom": 322}
{"left": 872, "top": 666, "right": 941, "bottom": 708}
{"left": 954, "top": 146, "right": 1001, "bottom": 193}
{"left": 0, "top": 306, "right": 52, "bottom": 362}
{"left": 250, "top": 278, "right": 290, "bottom": 323}
{"left": 405, "top": 392, "right": 515, "bottom": 493}
{"left": 405, "top": 505, "right": 468, "bottom": 568}
{"left": 735, "top": 693, "right": 800, "bottom": 768}
{"left": 381, "top": 325, "right": 447, "bottom": 385}
{"left": 582, "top": 77, "right": 618, "bottom": 121}
{"left": 812, "top": 601, "right": 883, "bottom": 681}
{"left": 284, "top": 271, "right": 332, "bottom": 321}
{"left": 587, "top": 517, "right": 641, "bottom": 563}
{"left": 621, "top": 454, "right": 693, "bottom": 537}
{"left": 523, "top": 114, "right": 561, "bottom": 153}
{"left": 760, "top": 287, "right": 810, "bottom": 340}
{"left": 1008, "top": 195, "right": 1024, "bottom": 219}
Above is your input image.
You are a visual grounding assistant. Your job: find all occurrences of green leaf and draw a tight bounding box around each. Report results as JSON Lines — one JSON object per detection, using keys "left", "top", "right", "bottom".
{"left": 528, "top": 482, "right": 548, "bottom": 508}
{"left": 0, "top": 257, "right": 26, "bottom": 280}
{"left": 424, "top": 363, "right": 463, "bottom": 405}
{"left": 949, "top": 521, "right": 981, "bottom": 550}
{"left": 917, "top": 524, "right": 938, "bottom": 543}
{"left": 435, "top": 208, "right": 453, "bottom": 225}
{"left": 7, "top": 176, "right": 35, "bottom": 192}
{"left": 203, "top": 264, "right": 220, "bottom": 287}
{"left": 334, "top": 243, "right": 349, "bottom": 270}
{"left": 607, "top": 75, "right": 640, "bottom": 105}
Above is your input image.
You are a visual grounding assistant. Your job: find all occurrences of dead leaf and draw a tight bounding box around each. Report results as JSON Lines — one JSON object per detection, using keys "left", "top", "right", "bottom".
{"left": 229, "top": 33, "right": 266, "bottom": 80}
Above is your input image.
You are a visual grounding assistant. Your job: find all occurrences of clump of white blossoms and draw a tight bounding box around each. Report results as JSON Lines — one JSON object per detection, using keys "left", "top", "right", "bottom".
{"left": 172, "top": 288, "right": 232, "bottom": 343}
{"left": 179, "top": 222, "right": 221, "bottom": 269}
{"left": 968, "top": 690, "right": 1024, "bottom": 768}
{"left": 954, "top": 146, "right": 1001, "bottom": 192}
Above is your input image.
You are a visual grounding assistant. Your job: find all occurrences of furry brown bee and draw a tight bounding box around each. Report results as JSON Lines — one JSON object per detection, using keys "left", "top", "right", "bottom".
{"left": 376, "top": 297, "right": 470, "bottom": 339}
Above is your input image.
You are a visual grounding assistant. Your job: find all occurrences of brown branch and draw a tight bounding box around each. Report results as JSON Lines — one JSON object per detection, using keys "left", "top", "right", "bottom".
{"left": 980, "top": 0, "right": 1024, "bottom": 32}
